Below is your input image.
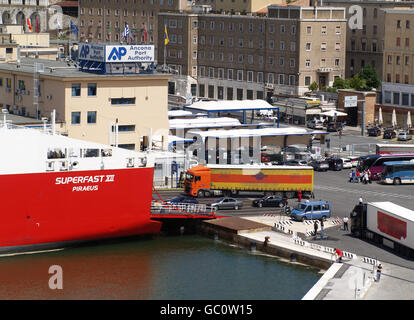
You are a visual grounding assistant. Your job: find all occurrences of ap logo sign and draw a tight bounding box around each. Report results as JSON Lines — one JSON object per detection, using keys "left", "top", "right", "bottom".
{"left": 79, "top": 45, "right": 90, "bottom": 59}
{"left": 108, "top": 47, "right": 127, "bottom": 61}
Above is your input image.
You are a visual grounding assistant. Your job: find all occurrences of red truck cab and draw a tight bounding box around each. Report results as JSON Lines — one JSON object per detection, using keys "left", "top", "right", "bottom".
{"left": 184, "top": 165, "right": 211, "bottom": 197}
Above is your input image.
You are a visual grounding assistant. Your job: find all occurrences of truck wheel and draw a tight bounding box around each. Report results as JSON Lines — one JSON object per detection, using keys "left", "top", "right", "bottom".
{"left": 197, "top": 190, "right": 204, "bottom": 198}
{"left": 393, "top": 178, "right": 401, "bottom": 185}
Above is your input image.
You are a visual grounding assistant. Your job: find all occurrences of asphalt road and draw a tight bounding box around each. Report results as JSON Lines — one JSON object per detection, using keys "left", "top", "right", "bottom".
{"left": 154, "top": 169, "right": 414, "bottom": 269}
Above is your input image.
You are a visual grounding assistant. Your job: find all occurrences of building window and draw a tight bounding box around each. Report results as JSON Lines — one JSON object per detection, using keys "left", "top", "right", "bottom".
{"left": 71, "top": 83, "right": 81, "bottom": 97}
{"left": 280, "top": 24, "right": 285, "bottom": 33}
{"left": 335, "top": 25, "right": 341, "bottom": 35}
{"left": 387, "top": 73, "right": 391, "bottom": 82}
{"left": 402, "top": 93, "right": 409, "bottom": 105}
{"left": 228, "top": 69, "right": 233, "bottom": 80}
{"left": 305, "top": 76, "right": 311, "bottom": 86}
{"left": 405, "top": 56, "right": 410, "bottom": 65}
{"left": 374, "top": 8, "right": 378, "bottom": 18}
{"left": 388, "top": 55, "right": 392, "bottom": 64}
{"left": 237, "top": 88, "right": 243, "bottom": 100}
{"left": 321, "top": 25, "right": 327, "bottom": 35}
{"left": 237, "top": 70, "right": 243, "bottom": 81}
{"left": 393, "top": 92, "right": 400, "bottom": 104}
{"left": 268, "top": 73, "right": 274, "bottom": 84}
{"left": 305, "top": 59, "right": 310, "bottom": 67}
{"left": 321, "top": 42, "right": 327, "bottom": 51}
{"left": 290, "top": 58, "right": 295, "bottom": 68}
{"left": 247, "top": 71, "right": 253, "bottom": 82}
{"left": 291, "top": 25, "right": 296, "bottom": 35}
{"left": 247, "top": 89, "right": 253, "bottom": 100}
{"left": 87, "top": 111, "right": 97, "bottom": 124}
{"left": 71, "top": 112, "right": 81, "bottom": 124}
{"left": 306, "top": 42, "right": 311, "bottom": 51}
{"left": 269, "top": 40, "right": 274, "bottom": 49}
{"left": 279, "top": 57, "right": 284, "bottom": 67}
{"left": 218, "top": 68, "right": 224, "bottom": 79}
{"left": 279, "top": 74, "right": 285, "bottom": 85}
{"left": 373, "top": 25, "right": 377, "bottom": 35}
{"left": 209, "top": 67, "right": 214, "bottom": 78}
{"left": 396, "top": 56, "right": 401, "bottom": 65}
{"left": 397, "top": 20, "right": 401, "bottom": 28}
{"left": 111, "top": 98, "right": 136, "bottom": 105}
{"left": 280, "top": 41, "right": 285, "bottom": 50}
{"left": 384, "top": 91, "right": 391, "bottom": 103}
{"left": 227, "top": 87, "right": 233, "bottom": 100}
{"left": 218, "top": 86, "right": 224, "bottom": 100}
{"left": 199, "top": 84, "right": 205, "bottom": 97}
{"left": 289, "top": 75, "right": 295, "bottom": 86}
{"left": 306, "top": 26, "right": 312, "bottom": 34}
{"left": 396, "top": 37, "right": 401, "bottom": 47}
{"left": 361, "top": 39, "right": 367, "bottom": 51}
{"left": 290, "top": 41, "right": 296, "bottom": 51}
{"left": 335, "top": 58, "right": 340, "bottom": 66}
{"left": 396, "top": 74, "right": 400, "bottom": 83}
{"left": 335, "top": 43, "right": 340, "bottom": 51}
{"left": 372, "top": 40, "right": 377, "bottom": 52}
{"left": 406, "top": 38, "right": 410, "bottom": 47}
{"left": 87, "top": 83, "right": 97, "bottom": 96}
{"left": 257, "top": 72, "right": 263, "bottom": 83}
{"left": 208, "top": 85, "right": 214, "bottom": 99}
{"left": 407, "top": 20, "right": 410, "bottom": 29}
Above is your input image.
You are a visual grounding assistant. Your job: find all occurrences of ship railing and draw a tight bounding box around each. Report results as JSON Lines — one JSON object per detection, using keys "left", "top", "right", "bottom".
{"left": 151, "top": 202, "right": 216, "bottom": 216}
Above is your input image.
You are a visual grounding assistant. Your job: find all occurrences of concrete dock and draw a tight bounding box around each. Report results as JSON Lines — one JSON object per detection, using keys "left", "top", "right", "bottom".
{"left": 199, "top": 216, "right": 414, "bottom": 300}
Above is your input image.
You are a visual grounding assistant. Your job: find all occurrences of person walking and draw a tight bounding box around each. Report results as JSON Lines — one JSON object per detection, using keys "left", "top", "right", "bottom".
{"left": 343, "top": 216, "right": 349, "bottom": 231}
{"left": 351, "top": 169, "right": 356, "bottom": 183}
{"left": 376, "top": 264, "right": 383, "bottom": 282}
{"left": 335, "top": 248, "right": 343, "bottom": 263}
{"left": 320, "top": 219, "right": 325, "bottom": 238}
{"left": 297, "top": 190, "right": 302, "bottom": 202}
{"left": 356, "top": 170, "right": 360, "bottom": 183}
{"left": 313, "top": 220, "right": 318, "bottom": 236}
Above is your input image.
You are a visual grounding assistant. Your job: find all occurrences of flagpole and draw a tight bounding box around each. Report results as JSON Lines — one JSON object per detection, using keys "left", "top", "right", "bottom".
{"left": 163, "top": 24, "right": 167, "bottom": 72}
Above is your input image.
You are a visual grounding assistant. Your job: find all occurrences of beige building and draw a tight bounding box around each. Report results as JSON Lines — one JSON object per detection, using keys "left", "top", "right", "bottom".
{"left": 159, "top": 6, "right": 346, "bottom": 99}
{"left": 321, "top": 0, "right": 414, "bottom": 81}
{"left": 0, "top": 24, "right": 59, "bottom": 60}
{"left": 0, "top": 57, "right": 171, "bottom": 151}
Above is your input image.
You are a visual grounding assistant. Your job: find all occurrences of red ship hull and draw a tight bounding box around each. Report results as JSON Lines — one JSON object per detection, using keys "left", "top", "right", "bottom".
{"left": 0, "top": 167, "right": 161, "bottom": 252}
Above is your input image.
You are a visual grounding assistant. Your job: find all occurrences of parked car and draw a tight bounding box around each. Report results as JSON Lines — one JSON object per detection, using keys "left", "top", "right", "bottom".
{"left": 307, "top": 120, "right": 324, "bottom": 130}
{"left": 284, "top": 160, "right": 309, "bottom": 166}
{"left": 327, "top": 122, "right": 343, "bottom": 132}
{"left": 208, "top": 197, "right": 243, "bottom": 210}
{"left": 291, "top": 201, "right": 331, "bottom": 222}
{"left": 397, "top": 131, "right": 413, "bottom": 141}
{"left": 348, "top": 156, "right": 360, "bottom": 168}
{"left": 327, "top": 157, "right": 343, "bottom": 171}
{"left": 252, "top": 196, "right": 287, "bottom": 208}
{"left": 167, "top": 195, "right": 199, "bottom": 204}
{"left": 341, "top": 158, "right": 353, "bottom": 169}
{"left": 367, "top": 126, "right": 382, "bottom": 137}
{"left": 308, "top": 160, "right": 329, "bottom": 172}
{"left": 383, "top": 128, "right": 397, "bottom": 139}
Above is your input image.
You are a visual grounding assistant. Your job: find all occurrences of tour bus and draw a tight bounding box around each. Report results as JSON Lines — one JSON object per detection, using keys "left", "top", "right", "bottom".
{"left": 380, "top": 160, "right": 414, "bottom": 185}
{"left": 357, "top": 154, "right": 414, "bottom": 180}
{"left": 376, "top": 143, "right": 414, "bottom": 155}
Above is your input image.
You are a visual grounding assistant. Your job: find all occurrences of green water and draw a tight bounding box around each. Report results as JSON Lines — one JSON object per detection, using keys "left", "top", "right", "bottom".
{"left": 0, "top": 235, "right": 321, "bottom": 300}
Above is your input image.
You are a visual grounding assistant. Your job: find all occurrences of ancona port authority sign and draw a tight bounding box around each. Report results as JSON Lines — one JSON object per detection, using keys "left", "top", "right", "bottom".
{"left": 78, "top": 43, "right": 155, "bottom": 63}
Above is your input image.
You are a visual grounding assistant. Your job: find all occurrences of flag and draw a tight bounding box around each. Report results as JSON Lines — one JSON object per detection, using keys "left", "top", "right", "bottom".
{"left": 70, "top": 20, "right": 78, "bottom": 35}
{"left": 36, "top": 18, "right": 39, "bottom": 33}
{"left": 164, "top": 25, "right": 169, "bottom": 45}
{"left": 143, "top": 23, "right": 147, "bottom": 42}
{"left": 122, "top": 23, "right": 134, "bottom": 41}
{"left": 122, "top": 23, "right": 130, "bottom": 39}
{"left": 27, "top": 18, "right": 32, "bottom": 32}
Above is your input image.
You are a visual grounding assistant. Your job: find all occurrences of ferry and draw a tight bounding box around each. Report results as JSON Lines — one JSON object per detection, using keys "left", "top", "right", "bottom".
{"left": 0, "top": 122, "right": 162, "bottom": 253}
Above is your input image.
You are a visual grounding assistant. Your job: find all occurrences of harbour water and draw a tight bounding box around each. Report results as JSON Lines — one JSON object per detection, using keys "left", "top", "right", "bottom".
{"left": 0, "top": 235, "right": 321, "bottom": 300}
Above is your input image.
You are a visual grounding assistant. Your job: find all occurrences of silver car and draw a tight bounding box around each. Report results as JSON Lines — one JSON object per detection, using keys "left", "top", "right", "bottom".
{"left": 398, "top": 131, "right": 413, "bottom": 141}
{"left": 208, "top": 197, "right": 243, "bottom": 210}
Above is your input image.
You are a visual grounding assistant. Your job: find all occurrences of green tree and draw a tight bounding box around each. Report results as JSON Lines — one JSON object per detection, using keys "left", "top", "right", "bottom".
{"left": 347, "top": 75, "right": 368, "bottom": 91}
{"left": 358, "top": 64, "right": 381, "bottom": 90}
{"left": 308, "top": 81, "right": 318, "bottom": 91}
{"left": 332, "top": 77, "right": 346, "bottom": 89}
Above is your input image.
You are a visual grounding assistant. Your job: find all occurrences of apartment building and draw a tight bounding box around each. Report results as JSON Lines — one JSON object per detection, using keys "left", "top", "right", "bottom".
{"left": 321, "top": 0, "right": 414, "bottom": 81}
{"left": 159, "top": 6, "right": 346, "bottom": 99}
{"left": 0, "top": 0, "right": 49, "bottom": 32}
{"left": 0, "top": 57, "right": 171, "bottom": 151}
{"left": 77, "top": 0, "right": 192, "bottom": 53}
{"left": 382, "top": 8, "right": 414, "bottom": 111}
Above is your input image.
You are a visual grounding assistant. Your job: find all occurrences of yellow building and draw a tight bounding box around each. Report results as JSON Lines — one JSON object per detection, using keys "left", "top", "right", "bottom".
{"left": 0, "top": 56, "right": 171, "bottom": 151}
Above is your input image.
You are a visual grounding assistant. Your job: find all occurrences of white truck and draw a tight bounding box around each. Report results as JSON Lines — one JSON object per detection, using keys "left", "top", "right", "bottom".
{"left": 350, "top": 201, "right": 414, "bottom": 258}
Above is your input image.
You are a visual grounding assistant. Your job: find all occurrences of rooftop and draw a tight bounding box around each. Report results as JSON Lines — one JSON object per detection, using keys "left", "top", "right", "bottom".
{"left": 0, "top": 57, "right": 170, "bottom": 80}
